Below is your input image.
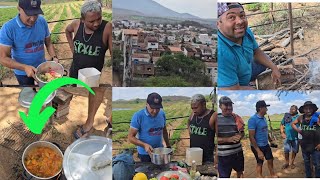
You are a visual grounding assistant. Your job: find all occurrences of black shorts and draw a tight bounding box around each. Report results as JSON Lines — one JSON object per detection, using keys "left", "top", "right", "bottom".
{"left": 251, "top": 144, "right": 274, "bottom": 165}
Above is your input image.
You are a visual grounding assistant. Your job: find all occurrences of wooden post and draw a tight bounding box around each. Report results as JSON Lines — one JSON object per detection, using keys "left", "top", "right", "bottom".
{"left": 288, "top": 3, "right": 294, "bottom": 55}
{"left": 270, "top": 3, "right": 275, "bottom": 22}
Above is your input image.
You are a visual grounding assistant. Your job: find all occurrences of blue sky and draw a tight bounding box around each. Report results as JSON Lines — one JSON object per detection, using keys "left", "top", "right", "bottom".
{"left": 153, "top": 0, "right": 217, "bottom": 19}
{"left": 218, "top": 90, "right": 320, "bottom": 116}
{"left": 112, "top": 87, "right": 214, "bottom": 100}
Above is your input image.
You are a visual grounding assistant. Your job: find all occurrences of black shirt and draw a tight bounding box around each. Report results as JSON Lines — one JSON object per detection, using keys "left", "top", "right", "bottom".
{"left": 70, "top": 20, "right": 108, "bottom": 78}
{"left": 189, "top": 110, "right": 215, "bottom": 162}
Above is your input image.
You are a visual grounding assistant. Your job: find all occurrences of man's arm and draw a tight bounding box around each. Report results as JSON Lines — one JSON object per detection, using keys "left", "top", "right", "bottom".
{"left": 65, "top": 20, "right": 77, "bottom": 53}
{"left": 254, "top": 48, "right": 281, "bottom": 85}
{"left": 44, "top": 37, "right": 58, "bottom": 62}
{"left": 103, "top": 22, "right": 112, "bottom": 59}
{"left": 291, "top": 116, "right": 302, "bottom": 134}
{"left": 0, "top": 45, "right": 36, "bottom": 77}
{"left": 128, "top": 127, "right": 153, "bottom": 154}
{"left": 163, "top": 126, "right": 170, "bottom": 147}
{"left": 280, "top": 123, "right": 286, "bottom": 139}
{"left": 249, "top": 130, "right": 264, "bottom": 160}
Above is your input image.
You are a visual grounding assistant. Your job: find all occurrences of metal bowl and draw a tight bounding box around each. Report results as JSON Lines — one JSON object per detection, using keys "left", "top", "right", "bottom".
{"left": 35, "top": 61, "right": 65, "bottom": 87}
{"left": 22, "top": 141, "right": 63, "bottom": 180}
{"left": 63, "top": 136, "right": 112, "bottom": 180}
{"left": 151, "top": 147, "right": 173, "bottom": 165}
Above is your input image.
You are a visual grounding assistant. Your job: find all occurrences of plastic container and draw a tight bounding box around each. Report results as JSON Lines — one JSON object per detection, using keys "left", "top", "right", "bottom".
{"left": 186, "top": 148, "right": 203, "bottom": 166}
{"left": 77, "top": 68, "right": 101, "bottom": 87}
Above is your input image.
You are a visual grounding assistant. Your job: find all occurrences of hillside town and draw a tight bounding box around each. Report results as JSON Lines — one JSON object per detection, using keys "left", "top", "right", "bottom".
{"left": 112, "top": 19, "right": 217, "bottom": 86}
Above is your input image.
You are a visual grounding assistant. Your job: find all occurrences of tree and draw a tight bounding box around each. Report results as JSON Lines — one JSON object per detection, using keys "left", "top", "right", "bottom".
{"left": 112, "top": 48, "right": 123, "bottom": 72}
{"left": 192, "top": 37, "right": 197, "bottom": 43}
{"left": 156, "top": 54, "right": 212, "bottom": 86}
{"left": 118, "top": 32, "right": 122, "bottom": 41}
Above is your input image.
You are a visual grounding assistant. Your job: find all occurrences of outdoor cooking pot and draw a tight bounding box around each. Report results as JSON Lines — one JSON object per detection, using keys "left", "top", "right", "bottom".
{"left": 22, "top": 141, "right": 63, "bottom": 180}
{"left": 150, "top": 147, "right": 173, "bottom": 165}
{"left": 35, "top": 61, "right": 67, "bottom": 87}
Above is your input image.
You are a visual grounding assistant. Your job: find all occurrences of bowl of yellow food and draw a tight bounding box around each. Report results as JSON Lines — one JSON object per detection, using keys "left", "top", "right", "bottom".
{"left": 22, "top": 141, "right": 63, "bottom": 179}
{"left": 35, "top": 61, "right": 64, "bottom": 87}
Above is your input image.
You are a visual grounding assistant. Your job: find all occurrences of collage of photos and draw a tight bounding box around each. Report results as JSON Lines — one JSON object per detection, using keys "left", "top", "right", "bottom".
{"left": 0, "top": 0, "right": 320, "bottom": 180}
{"left": 0, "top": 0, "right": 112, "bottom": 179}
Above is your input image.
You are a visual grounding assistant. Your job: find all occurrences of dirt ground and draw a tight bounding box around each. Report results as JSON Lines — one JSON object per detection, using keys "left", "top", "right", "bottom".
{"left": 229, "top": 138, "right": 306, "bottom": 178}
{"left": 0, "top": 87, "right": 111, "bottom": 179}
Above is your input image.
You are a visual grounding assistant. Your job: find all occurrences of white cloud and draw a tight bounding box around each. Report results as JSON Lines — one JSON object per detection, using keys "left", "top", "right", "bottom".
{"left": 245, "top": 94, "right": 256, "bottom": 101}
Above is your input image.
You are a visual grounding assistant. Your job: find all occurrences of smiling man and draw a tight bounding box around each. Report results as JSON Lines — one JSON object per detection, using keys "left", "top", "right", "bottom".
{"left": 217, "top": 2, "right": 280, "bottom": 90}
{"left": 128, "top": 92, "right": 170, "bottom": 162}
{"left": 213, "top": 96, "right": 245, "bottom": 178}
{"left": 0, "top": 0, "right": 58, "bottom": 86}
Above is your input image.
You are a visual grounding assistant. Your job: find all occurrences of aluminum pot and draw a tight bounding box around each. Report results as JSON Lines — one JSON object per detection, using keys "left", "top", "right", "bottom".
{"left": 150, "top": 147, "right": 173, "bottom": 165}
{"left": 35, "top": 61, "right": 66, "bottom": 87}
{"left": 22, "top": 141, "right": 63, "bottom": 180}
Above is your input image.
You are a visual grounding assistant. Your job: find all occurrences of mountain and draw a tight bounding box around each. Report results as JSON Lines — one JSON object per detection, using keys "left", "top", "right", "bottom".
{"left": 113, "top": 0, "right": 201, "bottom": 19}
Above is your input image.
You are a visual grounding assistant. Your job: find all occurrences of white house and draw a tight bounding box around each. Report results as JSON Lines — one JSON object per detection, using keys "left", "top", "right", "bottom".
{"left": 199, "top": 34, "right": 211, "bottom": 45}
{"left": 132, "top": 53, "right": 151, "bottom": 63}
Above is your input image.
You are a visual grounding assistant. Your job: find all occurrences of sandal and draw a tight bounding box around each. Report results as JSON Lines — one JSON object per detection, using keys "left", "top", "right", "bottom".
{"left": 290, "top": 164, "right": 296, "bottom": 169}
{"left": 281, "top": 163, "right": 289, "bottom": 169}
{"left": 73, "top": 125, "right": 90, "bottom": 139}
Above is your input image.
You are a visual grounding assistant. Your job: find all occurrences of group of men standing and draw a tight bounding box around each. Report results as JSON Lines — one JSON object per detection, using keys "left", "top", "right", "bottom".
{"left": 128, "top": 92, "right": 320, "bottom": 178}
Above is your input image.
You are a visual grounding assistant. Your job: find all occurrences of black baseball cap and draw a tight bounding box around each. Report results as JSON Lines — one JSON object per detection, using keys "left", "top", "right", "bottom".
{"left": 19, "top": 0, "right": 43, "bottom": 16}
{"left": 256, "top": 100, "right": 270, "bottom": 108}
{"left": 147, "top": 92, "right": 163, "bottom": 109}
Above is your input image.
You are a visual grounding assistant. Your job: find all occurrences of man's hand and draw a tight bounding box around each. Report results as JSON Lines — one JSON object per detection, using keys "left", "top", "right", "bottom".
{"left": 315, "top": 144, "right": 320, "bottom": 151}
{"left": 257, "top": 149, "right": 265, "bottom": 160}
{"left": 228, "top": 134, "right": 242, "bottom": 143}
{"left": 144, "top": 143, "right": 154, "bottom": 155}
{"left": 24, "top": 65, "right": 37, "bottom": 78}
{"left": 52, "top": 57, "right": 59, "bottom": 63}
{"left": 271, "top": 67, "right": 281, "bottom": 86}
{"left": 281, "top": 132, "right": 286, "bottom": 139}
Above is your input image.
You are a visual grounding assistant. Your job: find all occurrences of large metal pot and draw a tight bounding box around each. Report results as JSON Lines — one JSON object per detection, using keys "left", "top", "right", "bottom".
{"left": 22, "top": 141, "right": 63, "bottom": 180}
{"left": 151, "top": 147, "right": 173, "bottom": 165}
{"left": 35, "top": 61, "right": 65, "bottom": 87}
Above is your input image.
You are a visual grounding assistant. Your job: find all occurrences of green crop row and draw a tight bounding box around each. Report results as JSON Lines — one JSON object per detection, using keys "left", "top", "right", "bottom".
{"left": 70, "top": 3, "right": 80, "bottom": 18}
{"left": 51, "top": 5, "right": 67, "bottom": 43}
{"left": 170, "top": 119, "right": 188, "bottom": 147}
{"left": 102, "top": 12, "right": 112, "bottom": 21}
{"left": 0, "top": 7, "right": 17, "bottom": 26}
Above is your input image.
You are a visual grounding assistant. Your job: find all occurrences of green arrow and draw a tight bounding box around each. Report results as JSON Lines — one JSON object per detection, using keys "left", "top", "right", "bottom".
{"left": 19, "top": 77, "right": 95, "bottom": 134}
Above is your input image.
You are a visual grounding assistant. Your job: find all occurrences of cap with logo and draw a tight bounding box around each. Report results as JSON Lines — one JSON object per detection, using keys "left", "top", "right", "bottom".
{"left": 19, "top": 0, "right": 43, "bottom": 16}
{"left": 147, "top": 92, "right": 163, "bottom": 109}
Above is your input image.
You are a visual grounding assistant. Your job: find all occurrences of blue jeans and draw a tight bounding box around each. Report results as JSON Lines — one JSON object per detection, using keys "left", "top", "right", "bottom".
{"left": 250, "top": 60, "right": 267, "bottom": 81}
{"left": 15, "top": 74, "right": 35, "bottom": 86}
{"left": 302, "top": 150, "right": 320, "bottom": 178}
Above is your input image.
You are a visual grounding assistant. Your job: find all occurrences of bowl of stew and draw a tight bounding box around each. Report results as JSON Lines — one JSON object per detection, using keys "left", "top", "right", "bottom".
{"left": 22, "top": 141, "right": 63, "bottom": 179}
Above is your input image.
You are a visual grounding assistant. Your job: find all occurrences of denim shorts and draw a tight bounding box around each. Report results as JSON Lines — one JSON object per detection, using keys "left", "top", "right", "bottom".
{"left": 284, "top": 139, "right": 299, "bottom": 153}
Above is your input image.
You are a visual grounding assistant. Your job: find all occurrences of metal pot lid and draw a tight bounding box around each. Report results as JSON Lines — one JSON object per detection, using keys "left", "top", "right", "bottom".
{"left": 18, "top": 87, "right": 56, "bottom": 108}
{"left": 63, "top": 136, "right": 112, "bottom": 180}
